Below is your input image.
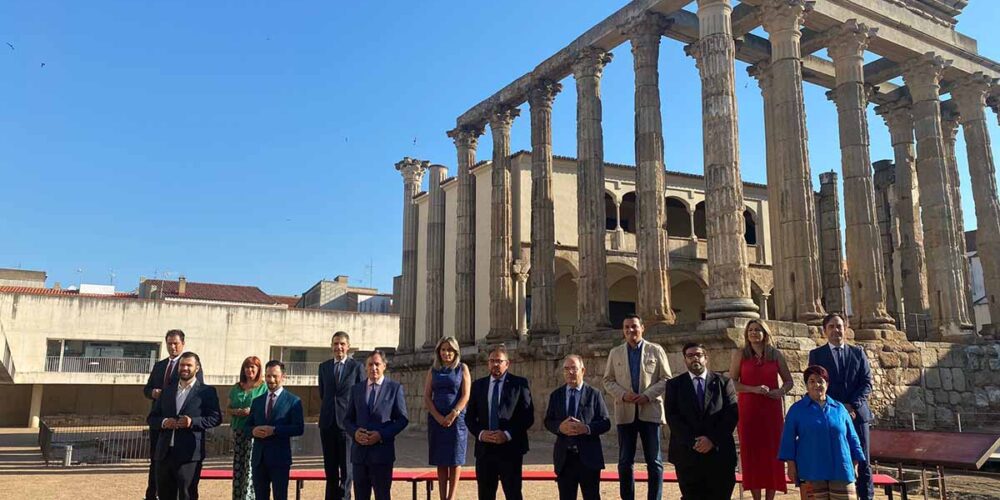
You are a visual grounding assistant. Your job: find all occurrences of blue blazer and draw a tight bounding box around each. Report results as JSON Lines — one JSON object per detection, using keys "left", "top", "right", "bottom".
{"left": 808, "top": 343, "right": 873, "bottom": 422}
{"left": 344, "top": 377, "right": 409, "bottom": 465}
{"left": 147, "top": 380, "right": 221, "bottom": 461}
{"left": 543, "top": 383, "right": 610, "bottom": 474}
{"left": 246, "top": 388, "right": 305, "bottom": 468}
{"left": 318, "top": 357, "right": 365, "bottom": 430}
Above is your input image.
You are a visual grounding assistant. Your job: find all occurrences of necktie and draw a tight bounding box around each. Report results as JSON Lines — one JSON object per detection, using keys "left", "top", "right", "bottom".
{"left": 695, "top": 377, "right": 705, "bottom": 411}
{"left": 334, "top": 362, "right": 342, "bottom": 383}
{"left": 834, "top": 347, "right": 843, "bottom": 374}
{"left": 489, "top": 379, "right": 501, "bottom": 430}
{"left": 266, "top": 393, "right": 276, "bottom": 420}
{"left": 567, "top": 388, "right": 578, "bottom": 418}
{"left": 367, "top": 384, "right": 377, "bottom": 411}
{"left": 163, "top": 359, "right": 175, "bottom": 386}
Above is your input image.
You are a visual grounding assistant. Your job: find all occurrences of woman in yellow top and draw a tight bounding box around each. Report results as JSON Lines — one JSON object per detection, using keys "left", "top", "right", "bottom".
{"left": 227, "top": 356, "right": 267, "bottom": 500}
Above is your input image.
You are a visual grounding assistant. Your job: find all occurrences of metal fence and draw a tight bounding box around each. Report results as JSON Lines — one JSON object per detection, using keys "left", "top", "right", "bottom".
{"left": 877, "top": 411, "right": 1000, "bottom": 434}
{"left": 281, "top": 361, "right": 319, "bottom": 377}
{"left": 44, "top": 356, "right": 155, "bottom": 374}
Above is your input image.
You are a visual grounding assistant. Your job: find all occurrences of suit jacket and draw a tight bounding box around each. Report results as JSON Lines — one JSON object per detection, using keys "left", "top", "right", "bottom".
{"left": 143, "top": 356, "right": 205, "bottom": 408}
{"left": 147, "top": 379, "right": 222, "bottom": 462}
{"left": 603, "top": 340, "right": 672, "bottom": 424}
{"left": 466, "top": 373, "right": 534, "bottom": 459}
{"left": 343, "top": 377, "right": 409, "bottom": 465}
{"left": 809, "top": 343, "right": 873, "bottom": 422}
{"left": 318, "top": 357, "right": 365, "bottom": 430}
{"left": 665, "top": 371, "right": 738, "bottom": 468}
{"left": 543, "top": 383, "right": 611, "bottom": 474}
{"left": 246, "top": 388, "right": 305, "bottom": 468}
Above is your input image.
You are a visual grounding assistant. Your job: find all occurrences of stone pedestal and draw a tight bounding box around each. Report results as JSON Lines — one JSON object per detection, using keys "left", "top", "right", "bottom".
{"left": 395, "top": 157, "right": 428, "bottom": 353}
{"left": 446, "top": 125, "right": 484, "bottom": 346}
{"left": 528, "top": 80, "right": 562, "bottom": 338}
{"left": 487, "top": 107, "right": 520, "bottom": 341}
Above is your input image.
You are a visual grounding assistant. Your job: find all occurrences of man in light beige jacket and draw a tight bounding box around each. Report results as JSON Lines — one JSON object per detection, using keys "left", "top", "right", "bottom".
{"left": 603, "top": 313, "right": 672, "bottom": 500}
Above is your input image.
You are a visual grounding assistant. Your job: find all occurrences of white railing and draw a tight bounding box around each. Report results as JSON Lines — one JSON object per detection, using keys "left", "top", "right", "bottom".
{"left": 280, "top": 361, "right": 320, "bottom": 377}
{"left": 45, "top": 356, "right": 155, "bottom": 374}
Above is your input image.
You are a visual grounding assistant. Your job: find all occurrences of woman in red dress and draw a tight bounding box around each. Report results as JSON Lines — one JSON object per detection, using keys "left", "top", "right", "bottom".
{"left": 729, "top": 319, "right": 794, "bottom": 500}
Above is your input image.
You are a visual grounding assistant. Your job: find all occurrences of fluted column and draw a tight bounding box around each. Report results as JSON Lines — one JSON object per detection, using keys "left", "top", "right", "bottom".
{"left": 527, "top": 80, "right": 561, "bottom": 337}
{"left": 395, "top": 157, "right": 428, "bottom": 352}
{"left": 627, "top": 13, "right": 676, "bottom": 326}
{"left": 872, "top": 160, "right": 899, "bottom": 316}
{"left": 817, "top": 172, "right": 848, "bottom": 313}
{"left": 687, "top": 0, "right": 757, "bottom": 319}
{"left": 941, "top": 106, "right": 974, "bottom": 316}
{"left": 422, "top": 164, "right": 448, "bottom": 349}
{"left": 901, "top": 53, "right": 974, "bottom": 338}
{"left": 572, "top": 48, "right": 613, "bottom": 333}
{"left": 759, "top": 0, "right": 824, "bottom": 323}
{"left": 952, "top": 73, "right": 1000, "bottom": 332}
{"left": 446, "top": 124, "right": 484, "bottom": 345}
{"left": 826, "top": 20, "right": 895, "bottom": 330}
{"left": 487, "top": 107, "right": 520, "bottom": 341}
{"left": 875, "top": 101, "right": 930, "bottom": 325}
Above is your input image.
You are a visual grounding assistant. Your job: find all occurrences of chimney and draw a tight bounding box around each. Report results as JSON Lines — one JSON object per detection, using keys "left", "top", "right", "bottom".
{"left": 178, "top": 276, "right": 187, "bottom": 295}
{"left": 334, "top": 275, "right": 349, "bottom": 284}
{"left": 53, "top": 282, "right": 61, "bottom": 291}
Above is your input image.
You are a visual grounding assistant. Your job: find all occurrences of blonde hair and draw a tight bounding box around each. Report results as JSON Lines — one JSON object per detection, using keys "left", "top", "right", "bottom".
{"left": 432, "top": 336, "right": 462, "bottom": 370}
{"left": 741, "top": 319, "right": 778, "bottom": 361}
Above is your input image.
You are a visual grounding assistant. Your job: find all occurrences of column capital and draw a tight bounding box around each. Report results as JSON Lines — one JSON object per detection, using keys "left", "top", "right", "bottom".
{"left": 826, "top": 20, "right": 876, "bottom": 71}
{"left": 571, "top": 47, "right": 613, "bottom": 80}
{"left": 760, "top": 0, "right": 812, "bottom": 37}
{"left": 875, "top": 97, "right": 916, "bottom": 142}
{"left": 527, "top": 79, "right": 563, "bottom": 111}
{"left": 901, "top": 52, "right": 952, "bottom": 102}
{"left": 872, "top": 159, "right": 896, "bottom": 190}
{"left": 621, "top": 11, "right": 671, "bottom": 45}
{"left": 395, "top": 157, "right": 428, "bottom": 185}
{"left": 488, "top": 106, "right": 521, "bottom": 134}
{"left": 987, "top": 86, "right": 1000, "bottom": 125}
{"left": 819, "top": 170, "right": 839, "bottom": 185}
{"left": 746, "top": 60, "right": 774, "bottom": 96}
{"left": 940, "top": 105, "right": 961, "bottom": 142}
{"left": 447, "top": 124, "right": 485, "bottom": 150}
{"left": 949, "top": 72, "right": 997, "bottom": 118}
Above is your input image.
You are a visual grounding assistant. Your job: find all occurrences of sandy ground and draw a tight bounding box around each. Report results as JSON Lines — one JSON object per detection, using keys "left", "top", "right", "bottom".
{"left": 2, "top": 427, "right": 999, "bottom": 499}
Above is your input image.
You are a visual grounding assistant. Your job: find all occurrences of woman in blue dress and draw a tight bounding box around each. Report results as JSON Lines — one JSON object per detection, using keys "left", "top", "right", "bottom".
{"left": 423, "top": 336, "right": 471, "bottom": 500}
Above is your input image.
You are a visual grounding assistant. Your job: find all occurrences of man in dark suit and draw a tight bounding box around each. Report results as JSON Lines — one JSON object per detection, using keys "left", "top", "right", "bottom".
{"left": 143, "top": 329, "right": 204, "bottom": 500}
{"left": 809, "top": 312, "right": 874, "bottom": 500}
{"left": 147, "top": 352, "right": 221, "bottom": 500}
{"left": 544, "top": 354, "right": 611, "bottom": 500}
{"left": 344, "top": 350, "right": 409, "bottom": 500}
{"left": 246, "top": 359, "right": 306, "bottom": 500}
{"left": 319, "top": 331, "right": 365, "bottom": 500}
{"left": 665, "top": 343, "right": 738, "bottom": 500}
{"left": 466, "top": 344, "right": 534, "bottom": 500}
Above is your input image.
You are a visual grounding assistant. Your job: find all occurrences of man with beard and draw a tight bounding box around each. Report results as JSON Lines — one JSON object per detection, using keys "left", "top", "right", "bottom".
{"left": 247, "top": 360, "right": 306, "bottom": 500}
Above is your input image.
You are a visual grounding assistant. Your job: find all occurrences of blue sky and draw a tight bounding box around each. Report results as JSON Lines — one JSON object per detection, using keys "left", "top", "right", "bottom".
{"left": 1, "top": 1, "right": 998, "bottom": 296}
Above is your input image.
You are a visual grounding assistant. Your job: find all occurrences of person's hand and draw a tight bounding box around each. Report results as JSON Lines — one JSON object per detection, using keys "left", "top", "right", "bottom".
{"left": 177, "top": 416, "right": 192, "bottom": 429}
{"left": 242, "top": 408, "right": 252, "bottom": 417}
{"left": 442, "top": 411, "right": 457, "bottom": 427}
{"left": 559, "top": 418, "right": 581, "bottom": 436}
{"left": 367, "top": 431, "right": 382, "bottom": 444}
{"left": 433, "top": 413, "right": 447, "bottom": 427}
{"left": 758, "top": 385, "right": 769, "bottom": 395}
{"left": 634, "top": 394, "right": 651, "bottom": 405}
{"left": 161, "top": 418, "right": 175, "bottom": 430}
{"left": 845, "top": 403, "right": 858, "bottom": 420}
{"left": 622, "top": 392, "right": 640, "bottom": 403}
{"left": 492, "top": 432, "right": 510, "bottom": 444}
{"left": 355, "top": 429, "right": 370, "bottom": 445}
{"left": 253, "top": 426, "right": 274, "bottom": 439}
{"left": 766, "top": 389, "right": 784, "bottom": 400}
{"left": 151, "top": 388, "right": 162, "bottom": 399}
{"left": 693, "top": 436, "right": 714, "bottom": 454}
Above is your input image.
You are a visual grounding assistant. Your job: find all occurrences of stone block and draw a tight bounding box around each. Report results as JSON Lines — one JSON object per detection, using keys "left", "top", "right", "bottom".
{"left": 975, "top": 388, "right": 990, "bottom": 408}
{"left": 951, "top": 368, "right": 966, "bottom": 392}
{"left": 925, "top": 390, "right": 935, "bottom": 405}
{"left": 988, "top": 386, "right": 1000, "bottom": 406}
{"left": 879, "top": 352, "right": 900, "bottom": 368}
{"left": 902, "top": 368, "right": 922, "bottom": 386}
{"left": 940, "top": 368, "right": 954, "bottom": 390}
{"left": 934, "top": 389, "right": 949, "bottom": 404}
{"left": 924, "top": 368, "right": 941, "bottom": 389}
{"left": 920, "top": 348, "right": 938, "bottom": 367}
{"left": 949, "top": 392, "right": 961, "bottom": 405}
{"left": 935, "top": 407, "right": 954, "bottom": 425}
{"left": 908, "top": 352, "right": 923, "bottom": 368}
{"left": 961, "top": 392, "right": 975, "bottom": 408}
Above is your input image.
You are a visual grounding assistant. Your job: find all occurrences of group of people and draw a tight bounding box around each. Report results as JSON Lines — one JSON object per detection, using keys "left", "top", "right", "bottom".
{"left": 142, "top": 311, "right": 875, "bottom": 500}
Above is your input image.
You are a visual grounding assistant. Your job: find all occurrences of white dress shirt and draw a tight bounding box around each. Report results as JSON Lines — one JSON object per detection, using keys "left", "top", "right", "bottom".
{"left": 365, "top": 376, "right": 384, "bottom": 405}
{"left": 165, "top": 378, "right": 196, "bottom": 447}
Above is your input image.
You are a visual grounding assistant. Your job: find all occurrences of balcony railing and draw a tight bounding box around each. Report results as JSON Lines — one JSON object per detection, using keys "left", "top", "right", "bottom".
{"left": 281, "top": 361, "right": 320, "bottom": 377}
{"left": 45, "top": 356, "right": 155, "bottom": 374}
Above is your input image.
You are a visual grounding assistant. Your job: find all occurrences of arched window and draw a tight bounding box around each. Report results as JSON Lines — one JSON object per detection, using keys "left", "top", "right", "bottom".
{"left": 744, "top": 209, "right": 758, "bottom": 245}
{"left": 620, "top": 192, "right": 637, "bottom": 234}
{"left": 693, "top": 201, "right": 707, "bottom": 239}
{"left": 665, "top": 197, "right": 692, "bottom": 237}
{"left": 604, "top": 193, "right": 617, "bottom": 230}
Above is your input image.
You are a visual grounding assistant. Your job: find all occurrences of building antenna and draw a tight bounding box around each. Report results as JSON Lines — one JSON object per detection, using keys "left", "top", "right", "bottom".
{"left": 365, "top": 258, "right": 374, "bottom": 288}
{"left": 109, "top": 269, "right": 116, "bottom": 286}
{"left": 76, "top": 268, "right": 84, "bottom": 287}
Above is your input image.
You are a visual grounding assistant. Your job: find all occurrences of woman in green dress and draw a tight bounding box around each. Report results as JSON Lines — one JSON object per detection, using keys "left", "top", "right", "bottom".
{"left": 227, "top": 356, "right": 267, "bottom": 500}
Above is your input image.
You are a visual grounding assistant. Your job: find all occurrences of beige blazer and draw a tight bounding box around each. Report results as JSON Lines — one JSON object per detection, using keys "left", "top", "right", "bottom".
{"left": 603, "top": 340, "right": 672, "bottom": 425}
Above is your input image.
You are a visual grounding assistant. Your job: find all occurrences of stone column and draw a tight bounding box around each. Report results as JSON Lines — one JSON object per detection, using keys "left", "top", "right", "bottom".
{"left": 513, "top": 260, "right": 530, "bottom": 337}
{"left": 941, "top": 106, "right": 974, "bottom": 316}
{"left": 487, "top": 107, "right": 520, "bottom": 341}
{"left": 28, "top": 384, "right": 43, "bottom": 428}
{"left": 951, "top": 73, "right": 1000, "bottom": 332}
{"left": 872, "top": 160, "right": 899, "bottom": 317}
{"left": 687, "top": 0, "right": 758, "bottom": 319}
{"left": 446, "top": 124, "right": 484, "bottom": 345}
{"left": 875, "top": 100, "right": 931, "bottom": 322}
{"left": 423, "top": 163, "right": 448, "bottom": 349}
{"left": 395, "top": 157, "right": 427, "bottom": 353}
{"left": 572, "top": 48, "right": 613, "bottom": 332}
{"left": 901, "top": 53, "right": 974, "bottom": 338}
{"left": 826, "top": 20, "right": 895, "bottom": 330}
{"left": 758, "top": 0, "right": 825, "bottom": 323}
{"left": 528, "top": 80, "right": 562, "bottom": 337}
{"left": 626, "top": 13, "right": 676, "bottom": 326}
{"left": 817, "top": 172, "right": 848, "bottom": 314}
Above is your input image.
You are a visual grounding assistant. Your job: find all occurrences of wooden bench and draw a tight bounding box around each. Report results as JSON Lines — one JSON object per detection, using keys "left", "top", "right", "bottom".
{"left": 201, "top": 467, "right": 901, "bottom": 500}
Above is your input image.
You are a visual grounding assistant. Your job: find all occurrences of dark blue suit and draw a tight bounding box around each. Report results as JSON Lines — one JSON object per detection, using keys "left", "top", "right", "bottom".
{"left": 344, "top": 377, "right": 409, "bottom": 500}
{"left": 246, "top": 388, "right": 305, "bottom": 500}
{"left": 809, "top": 343, "right": 873, "bottom": 499}
{"left": 143, "top": 356, "right": 205, "bottom": 500}
{"left": 319, "top": 357, "right": 365, "bottom": 500}
{"left": 466, "top": 373, "right": 534, "bottom": 500}
{"left": 544, "top": 383, "right": 611, "bottom": 500}
{"left": 147, "top": 380, "right": 221, "bottom": 500}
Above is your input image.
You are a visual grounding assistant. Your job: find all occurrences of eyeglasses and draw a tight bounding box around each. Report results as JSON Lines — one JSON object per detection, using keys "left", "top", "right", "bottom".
{"left": 684, "top": 353, "right": 706, "bottom": 359}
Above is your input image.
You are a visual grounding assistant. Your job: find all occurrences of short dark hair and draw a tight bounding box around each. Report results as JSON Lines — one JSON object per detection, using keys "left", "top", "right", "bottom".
{"left": 165, "top": 329, "right": 186, "bottom": 342}
{"left": 487, "top": 344, "right": 508, "bottom": 358}
{"left": 265, "top": 359, "right": 285, "bottom": 373}
{"left": 332, "top": 331, "right": 350, "bottom": 343}
{"left": 822, "top": 312, "right": 846, "bottom": 329}
{"left": 366, "top": 349, "right": 388, "bottom": 366}
{"left": 178, "top": 351, "right": 200, "bottom": 369}
{"left": 682, "top": 342, "right": 706, "bottom": 356}
{"left": 622, "top": 313, "right": 642, "bottom": 327}
{"left": 803, "top": 364, "right": 830, "bottom": 384}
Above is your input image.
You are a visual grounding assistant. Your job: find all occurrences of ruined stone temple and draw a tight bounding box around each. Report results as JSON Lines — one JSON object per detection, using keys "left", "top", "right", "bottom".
{"left": 392, "top": 0, "right": 1000, "bottom": 432}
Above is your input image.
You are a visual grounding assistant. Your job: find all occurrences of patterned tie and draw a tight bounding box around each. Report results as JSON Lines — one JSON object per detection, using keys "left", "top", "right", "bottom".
{"left": 695, "top": 377, "right": 705, "bottom": 411}
{"left": 489, "top": 379, "right": 501, "bottom": 430}
{"left": 367, "top": 383, "right": 378, "bottom": 411}
{"left": 266, "top": 393, "right": 276, "bottom": 420}
{"left": 567, "top": 388, "right": 578, "bottom": 418}
{"left": 163, "top": 359, "right": 175, "bottom": 386}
